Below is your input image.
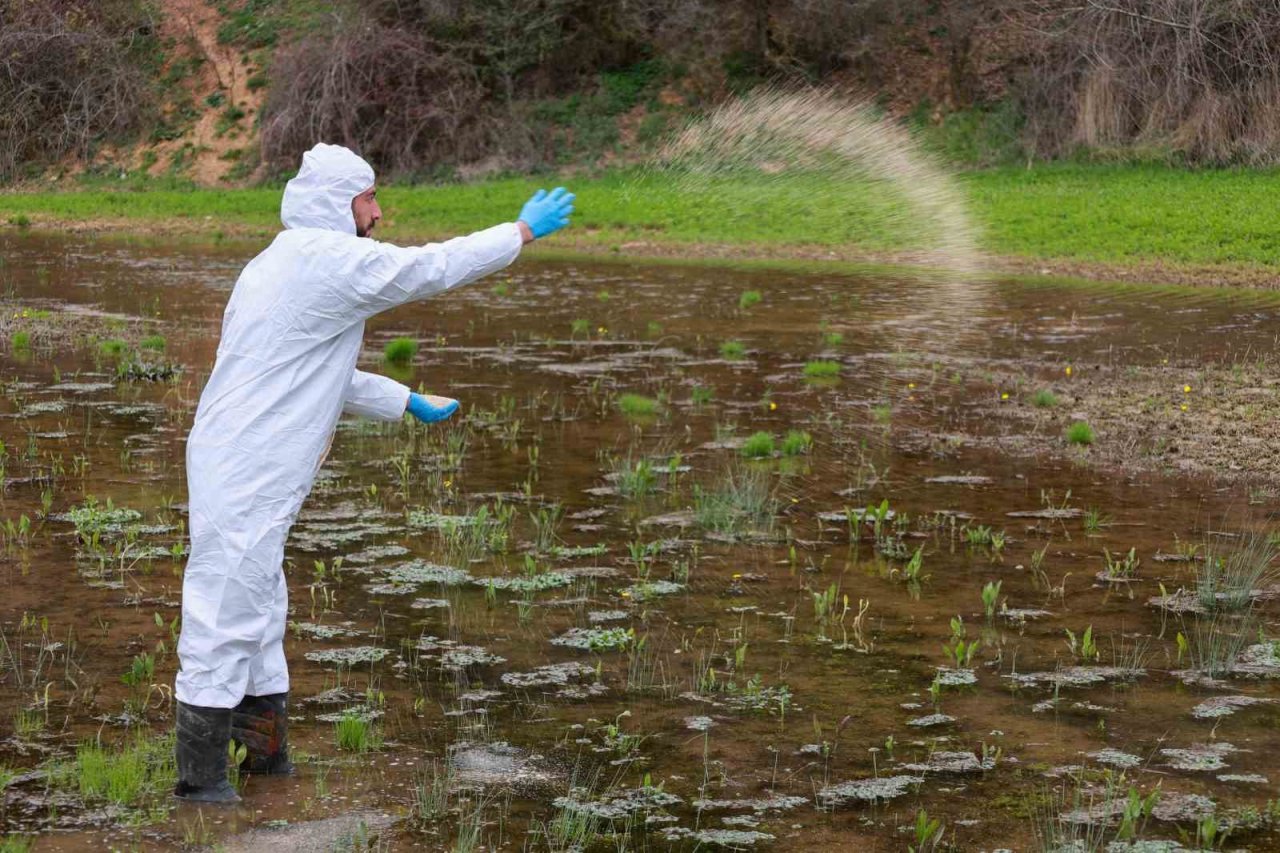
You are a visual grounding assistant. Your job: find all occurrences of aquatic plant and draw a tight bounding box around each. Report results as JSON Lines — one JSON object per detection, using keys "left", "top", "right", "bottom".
{"left": 1066, "top": 420, "right": 1095, "bottom": 445}
{"left": 609, "top": 452, "right": 658, "bottom": 498}
{"left": 719, "top": 340, "right": 746, "bottom": 360}
{"left": 1103, "top": 547, "right": 1139, "bottom": 579}
{"left": 139, "top": 334, "right": 165, "bottom": 351}
{"left": 909, "top": 809, "right": 944, "bottom": 853}
{"left": 692, "top": 465, "right": 778, "bottom": 537}
{"left": 618, "top": 393, "right": 659, "bottom": 417}
{"left": 49, "top": 733, "right": 176, "bottom": 809}
{"left": 383, "top": 336, "right": 418, "bottom": 364}
{"left": 1030, "top": 388, "right": 1058, "bottom": 407}
{"left": 780, "top": 429, "right": 812, "bottom": 456}
{"left": 412, "top": 760, "right": 454, "bottom": 824}
{"left": 98, "top": 338, "right": 127, "bottom": 357}
{"left": 823, "top": 331, "right": 844, "bottom": 346}
{"left": 335, "top": 709, "right": 383, "bottom": 752}
{"left": 1082, "top": 506, "right": 1110, "bottom": 532}
{"left": 1198, "top": 531, "right": 1280, "bottom": 612}
{"left": 1065, "top": 625, "right": 1098, "bottom": 662}
{"left": 740, "top": 431, "right": 775, "bottom": 459}
{"left": 980, "top": 580, "right": 1001, "bottom": 620}
{"left": 9, "top": 331, "right": 30, "bottom": 350}
{"left": 691, "top": 385, "right": 714, "bottom": 406}
{"left": 570, "top": 318, "right": 590, "bottom": 338}
{"left": 738, "top": 289, "right": 762, "bottom": 309}
{"left": 803, "top": 360, "right": 841, "bottom": 379}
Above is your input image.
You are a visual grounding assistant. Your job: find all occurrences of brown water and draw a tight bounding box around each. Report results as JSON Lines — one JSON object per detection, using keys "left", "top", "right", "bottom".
{"left": 3, "top": 233, "right": 1280, "bottom": 851}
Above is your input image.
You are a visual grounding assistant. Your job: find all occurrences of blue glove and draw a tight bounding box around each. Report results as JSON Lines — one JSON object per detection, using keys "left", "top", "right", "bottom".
{"left": 518, "top": 187, "right": 575, "bottom": 239}
{"left": 406, "top": 392, "right": 459, "bottom": 424}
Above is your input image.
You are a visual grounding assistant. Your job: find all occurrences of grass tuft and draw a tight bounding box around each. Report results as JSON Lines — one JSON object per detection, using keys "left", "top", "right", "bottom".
{"left": 803, "top": 360, "right": 841, "bottom": 379}
{"left": 740, "top": 431, "right": 776, "bottom": 458}
{"left": 1030, "top": 388, "right": 1058, "bottom": 407}
{"left": 719, "top": 340, "right": 746, "bottom": 360}
{"left": 383, "top": 337, "right": 418, "bottom": 364}
{"left": 618, "top": 393, "right": 659, "bottom": 417}
{"left": 1066, "top": 421, "right": 1095, "bottom": 445}
{"left": 781, "top": 429, "right": 812, "bottom": 456}
{"left": 738, "top": 289, "right": 762, "bottom": 309}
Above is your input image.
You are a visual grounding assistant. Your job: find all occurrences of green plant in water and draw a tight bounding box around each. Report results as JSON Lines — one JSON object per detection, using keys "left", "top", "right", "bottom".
{"left": 738, "top": 289, "right": 762, "bottom": 309}
{"left": 691, "top": 385, "right": 714, "bottom": 406}
{"left": 909, "top": 808, "right": 944, "bottom": 852}
{"left": 383, "top": 337, "right": 418, "bottom": 364}
{"left": 1066, "top": 421, "right": 1095, "bottom": 445}
{"left": 610, "top": 453, "right": 657, "bottom": 498}
{"left": 618, "top": 393, "right": 659, "bottom": 417}
{"left": 1103, "top": 547, "right": 1139, "bottom": 579}
{"left": 900, "top": 546, "right": 925, "bottom": 581}
{"left": 812, "top": 583, "right": 838, "bottom": 640}
{"left": 964, "top": 524, "right": 993, "bottom": 546}
{"left": 780, "top": 429, "right": 812, "bottom": 456}
{"left": 98, "top": 338, "right": 127, "bottom": 357}
{"left": 803, "top": 360, "right": 841, "bottom": 379}
{"left": 1065, "top": 625, "right": 1098, "bottom": 662}
{"left": 1030, "top": 388, "right": 1058, "bottom": 408}
{"left": 335, "top": 710, "right": 382, "bottom": 752}
{"left": 692, "top": 465, "right": 778, "bottom": 538}
{"left": 719, "top": 340, "right": 746, "bottom": 360}
{"left": 740, "top": 431, "right": 775, "bottom": 459}
{"left": 139, "top": 334, "right": 166, "bottom": 351}
{"left": 1197, "top": 531, "right": 1280, "bottom": 612}
{"left": 1083, "top": 506, "right": 1110, "bottom": 532}
{"left": 412, "top": 760, "right": 454, "bottom": 824}
{"left": 51, "top": 733, "right": 176, "bottom": 808}
{"left": 981, "top": 580, "right": 1002, "bottom": 620}
{"left": 570, "top": 318, "right": 590, "bottom": 338}
{"left": 10, "top": 332, "right": 30, "bottom": 351}
{"left": 823, "top": 331, "right": 844, "bottom": 346}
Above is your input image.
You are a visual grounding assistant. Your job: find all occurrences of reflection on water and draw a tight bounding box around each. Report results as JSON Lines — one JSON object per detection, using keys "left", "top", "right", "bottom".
{"left": 2, "top": 233, "right": 1280, "bottom": 849}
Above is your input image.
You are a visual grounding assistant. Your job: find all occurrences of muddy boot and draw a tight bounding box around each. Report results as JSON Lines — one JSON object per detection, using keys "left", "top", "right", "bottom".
{"left": 231, "top": 693, "right": 294, "bottom": 775}
{"left": 174, "top": 701, "right": 241, "bottom": 803}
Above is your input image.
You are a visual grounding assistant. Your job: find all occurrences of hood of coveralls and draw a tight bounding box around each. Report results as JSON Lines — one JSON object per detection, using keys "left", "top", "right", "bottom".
{"left": 280, "top": 143, "right": 376, "bottom": 234}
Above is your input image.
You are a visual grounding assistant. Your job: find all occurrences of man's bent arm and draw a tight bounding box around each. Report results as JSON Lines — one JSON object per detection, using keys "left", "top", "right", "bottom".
{"left": 342, "top": 369, "right": 411, "bottom": 421}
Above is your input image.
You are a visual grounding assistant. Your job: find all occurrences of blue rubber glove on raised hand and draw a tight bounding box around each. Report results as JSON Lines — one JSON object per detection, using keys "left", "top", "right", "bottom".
{"left": 518, "top": 187, "right": 575, "bottom": 239}
{"left": 406, "top": 392, "right": 459, "bottom": 424}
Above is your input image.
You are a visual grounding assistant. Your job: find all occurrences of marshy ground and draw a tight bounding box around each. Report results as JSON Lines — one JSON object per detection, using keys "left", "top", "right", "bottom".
{"left": 2, "top": 233, "right": 1280, "bottom": 850}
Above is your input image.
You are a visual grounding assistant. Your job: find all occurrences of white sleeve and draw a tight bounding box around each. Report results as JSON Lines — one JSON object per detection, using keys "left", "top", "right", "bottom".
{"left": 316, "top": 223, "right": 522, "bottom": 324}
{"left": 342, "top": 369, "right": 411, "bottom": 421}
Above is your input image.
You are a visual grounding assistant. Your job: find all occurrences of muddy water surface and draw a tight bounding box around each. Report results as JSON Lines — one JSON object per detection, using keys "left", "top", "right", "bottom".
{"left": 3, "top": 234, "right": 1280, "bottom": 851}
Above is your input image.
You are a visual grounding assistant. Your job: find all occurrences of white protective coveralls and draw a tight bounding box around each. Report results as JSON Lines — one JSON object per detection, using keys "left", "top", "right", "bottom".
{"left": 176, "top": 143, "right": 522, "bottom": 708}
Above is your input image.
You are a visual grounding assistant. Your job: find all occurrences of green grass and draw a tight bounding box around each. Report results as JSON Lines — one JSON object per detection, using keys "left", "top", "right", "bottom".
{"left": 1066, "top": 421, "right": 1095, "bottom": 445}
{"left": 738, "top": 289, "right": 762, "bottom": 309}
{"left": 803, "top": 360, "right": 841, "bottom": 379}
{"left": 49, "top": 734, "right": 176, "bottom": 808}
{"left": 618, "top": 393, "right": 659, "bottom": 417}
{"left": 719, "top": 340, "right": 746, "bottom": 360}
{"left": 384, "top": 337, "right": 418, "bottom": 364}
{"left": 781, "top": 429, "right": 812, "bottom": 456}
{"left": 1030, "top": 388, "right": 1059, "bottom": 408}
{"left": 139, "top": 334, "right": 166, "bottom": 351}
{"left": 740, "top": 431, "right": 776, "bottom": 459}
{"left": 8, "top": 163, "right": 1280, "bottom": 272}
{"left": 98, "top": 338, "right": 127, "bottom": 357}
{"left": 335, "top": 711, "right": 382, "bottom": 752}
{"left": 10, "top": 331, "right": 30, "bottom": 350}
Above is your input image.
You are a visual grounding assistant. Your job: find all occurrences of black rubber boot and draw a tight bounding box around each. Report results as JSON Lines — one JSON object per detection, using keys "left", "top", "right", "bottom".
{"left": 231, "top": 693, "right": 294, "bottom": 775}
{"left": 174, "top": 701, "right": 241, "bottom": 803}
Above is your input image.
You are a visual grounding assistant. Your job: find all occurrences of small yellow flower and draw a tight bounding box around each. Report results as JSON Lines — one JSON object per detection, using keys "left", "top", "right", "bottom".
{"left": 1183, "top": 384, "right": 1191, "bottom": 394}
{"left": 908, "top": 382, "right": 916, "bottom": 389}
{"left": 443, "top": 480, "right": 452, "bottom": 488}
{"left": 790, "top": 497, "right": 799, "bottom": 503}
{"left": 732, "top": 573, "right": 742, "bottom": 579}
{"left": 620, "top": 590, "right": 631, "bottom": 598}
{"left": 597, "top": 326, "right": 607, "bottom": 335}
{"left": 1000, "top": 392, "right": 1009, "bottom": 400}
{"left": 768, "top": 401, "right": 777, "bottom": 411}
{"left": 1180, "top": 403, "right": 1188, "bottom": 412}
{"left": 1065, "top": 365, "right": 1072, "bottom": 377}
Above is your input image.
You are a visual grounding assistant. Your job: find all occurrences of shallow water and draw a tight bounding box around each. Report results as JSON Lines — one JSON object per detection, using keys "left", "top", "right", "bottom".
{"left": 3, "top": 233, "right": 1280, "bottom": 850}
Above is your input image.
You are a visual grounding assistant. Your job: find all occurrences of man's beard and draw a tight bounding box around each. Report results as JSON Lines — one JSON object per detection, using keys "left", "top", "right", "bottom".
{"left": 356, "top": 223, "right": 371, "bottom": 238}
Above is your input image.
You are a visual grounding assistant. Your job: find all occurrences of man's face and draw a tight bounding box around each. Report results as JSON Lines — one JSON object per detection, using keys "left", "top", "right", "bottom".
{"left": 351, "top": 186, "right": 381, "bottom": 237}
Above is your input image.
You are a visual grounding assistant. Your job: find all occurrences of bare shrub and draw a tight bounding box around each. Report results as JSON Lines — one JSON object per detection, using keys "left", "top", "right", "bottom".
{"left": 1018, "top": 0, "right": 1280, "bottom": 164}
{"left": 0, "top": 0, "right": 157, "bottom": 181}
{"left": 259, "top": 7, "right": 496, "bottom": 177}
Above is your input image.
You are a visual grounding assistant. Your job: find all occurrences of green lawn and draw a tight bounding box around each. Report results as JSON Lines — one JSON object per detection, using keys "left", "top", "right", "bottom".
{"left": 3, "top": 163, "right": 1280, "bottom": 270}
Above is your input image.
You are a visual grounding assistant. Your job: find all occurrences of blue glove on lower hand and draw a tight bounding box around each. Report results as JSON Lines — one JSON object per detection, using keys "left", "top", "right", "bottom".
{"left": 406, "top": 392, "right": 459, "bottom": 424}
{"left": 518, "top": 187, "right": 575, "bottom": 239}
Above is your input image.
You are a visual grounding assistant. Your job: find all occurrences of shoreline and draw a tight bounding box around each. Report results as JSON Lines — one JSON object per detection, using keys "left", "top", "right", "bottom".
{"left": 5, "top": 213, "right": 1280, "bottom": 291}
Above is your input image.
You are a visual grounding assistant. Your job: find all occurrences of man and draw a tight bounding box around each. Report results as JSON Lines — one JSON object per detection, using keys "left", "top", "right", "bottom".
{"left": 173, "top": 143, "right": 573, "bottom": 802}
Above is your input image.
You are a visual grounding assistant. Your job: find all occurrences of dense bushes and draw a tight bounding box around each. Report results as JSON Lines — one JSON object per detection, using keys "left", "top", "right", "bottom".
{"left": 1019, "top": 0, "right": 1280, "bottom": 164}
{"left": 0, "top": 0, "right": 159, "bottom": 180}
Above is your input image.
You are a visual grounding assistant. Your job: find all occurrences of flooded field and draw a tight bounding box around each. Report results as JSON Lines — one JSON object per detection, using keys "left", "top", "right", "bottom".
{"left": 4, "top": 233, "right": 1280, "bottom": 851}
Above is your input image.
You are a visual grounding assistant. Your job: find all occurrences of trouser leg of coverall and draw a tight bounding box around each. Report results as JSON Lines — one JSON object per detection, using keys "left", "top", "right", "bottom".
{"left": 176, "top": 512, "right": 291, "bottom": 709}
{"left": 245, "top": 568, "right": 289, "bottom": 697}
